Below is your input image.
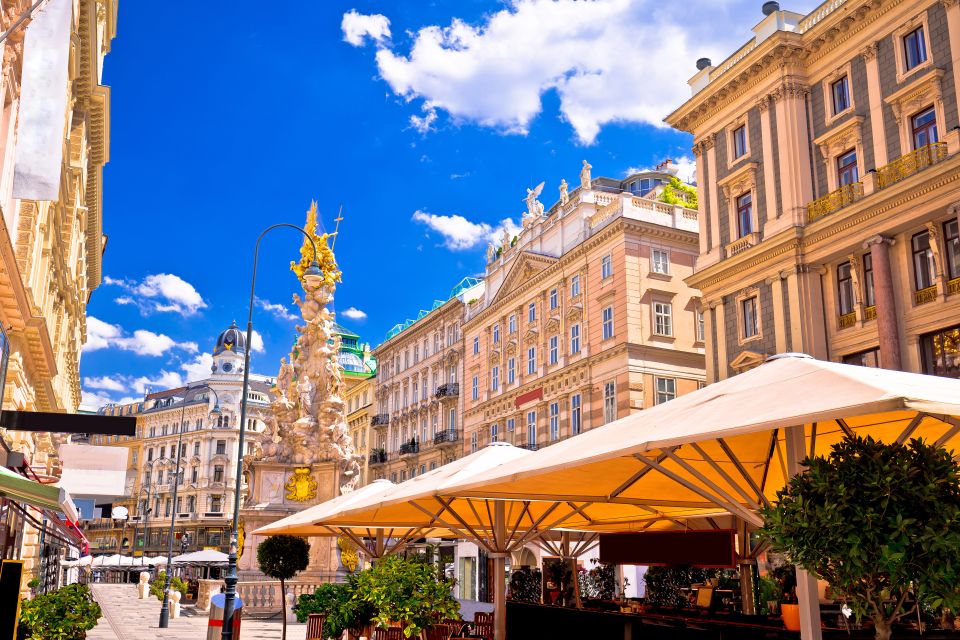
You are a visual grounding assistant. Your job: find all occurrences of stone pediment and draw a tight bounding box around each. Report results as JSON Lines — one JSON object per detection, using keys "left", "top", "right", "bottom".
{"left": 730, "top": 350, "right": 765, "bottom": 373}
{"left": 504, "top": 340, "right": 518, "bottom": 355}
{"left": 566, "top": 304, "right": 583, "bottom": 323}
{"left": 490, "top": 251, "right": 560, "bottom": 305}
{"left": 544, "top": 317, "right": 561, "bottom": 333}
{"left": 523, "top": 328, "right": 539, "bottom": 345}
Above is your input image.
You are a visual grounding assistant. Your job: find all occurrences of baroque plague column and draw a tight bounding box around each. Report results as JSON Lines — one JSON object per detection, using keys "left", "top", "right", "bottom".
{"left": 237, "top": 204, "right": 363, "bottom": 580}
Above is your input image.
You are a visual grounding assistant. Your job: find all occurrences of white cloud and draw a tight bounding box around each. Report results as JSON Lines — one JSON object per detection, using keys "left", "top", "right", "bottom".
{"left": 181, "top": 353, "right": 214, "bottom": 384}
{"left": 251, "top": 329, "right": 265, "bottom": 353}
{"left": 349, "top": 0, "right": 795, "bottom": 144}
{"left": 79, "top": 389, "right": 140, "bottom": 412}
{"left": 83, "top": 316, "right": 196, "bottom": 357}
{"left": 409, "top": 107, "right": 438, "bottom": 134}
{"left": 132, "top": 371, "right": 184, "bottom": 395}
{"left": 83, "top": 375, "right": 125, "bottom": 392}
{"left": 341, "top": 307, "right": 368, "bottom": 320}
{"left": 624, "top": 156, "right": 697, "bottom": 184}
{"left": 103, "top": 273, "right": 207, "bottom": 316}
{"left": 342, "top": 9, "right": 391, "bottom": 46}
{"left": 256, "top": 297, "right": 298, "bottom": 322}
{"left": 450, "top": 172, "right": 471, "bottom": 180}
{"left": 412, "top": 210, "right": 521, "bottom": 251}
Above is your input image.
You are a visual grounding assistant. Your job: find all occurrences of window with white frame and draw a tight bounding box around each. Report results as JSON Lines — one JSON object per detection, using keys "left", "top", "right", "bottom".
{"left": 696, "top": 309, "right": 705, "bottom": 342}
{"left": 602, "top": 306, "right": 614, "bottom": 340}
{"left": 570, "top": 324, "right": 581, "bottom": 354}
{"left": 470, "top": 432, "right": 478, "bottom": 453}
{"left": 448, "top": 408, "right": 457, "bottom": 431}
{"left": 601, "top": 255, "right": 613, "bottom": 279}
{"left": 549, "top": 335, "right": 559, "bottom": 365}
{"left": 473, "top": 336, "right": 479, "bottom": 354}
{"left": 527, "top": 347, "right": 537, "bottom": 374}
{"left": 526, "top": 411, "right": 537, "bottom": 446}
{"left": 603, "top": 381, "right": 617, "bottom": 424}
{"left": 571, "top": 274, "right": 581, "bottom": 297}
{"left": 507, "top": 417, "right": 515, "bottom": 432}
{"left": 528, "top": 302, "right": 536, "bottom": 322}
{"left": 491, "top": 366, "right": 499, "bottom": 392}
{"left": 831, "top": 75, "right": 850, "bottom": 115}
{"left": 549, "top": 288, "right": 558, "bottom": 310}
{"left": 570, "top": 394, "right": 582, "bottom": 435}
{"left": 549, "top": 402, "right": 559, "bottom": 441}
{"left": 741, "top": 296, "right": 759, "bottom": 339}
{"left": 471, "top": 376, "right": 479, "bottom": 400}
{"left": 507, "top": 357, "right": 516, "bottom": 384}
{"left": 732, "top": 124, "right": 747, "bottom": 159}
{"left": 656, "top": 377, "right": 676, "bottom": 404}
{"left": 648, "top": 300, "right": 673, "bottom": 338}
{"left": 493, "top": 324, "right": 500, "bottom": 344}
{"left": 652, "top": 249, "right": 670, "bottom": 275}
{"left": 509, "top": 314, "right": 516, "bottom": 333}
{"left": 491, "top": 423, "right": 499, "bottom": 443}
{"left": 904, "top": 25, "right": 928, "bottom": 71}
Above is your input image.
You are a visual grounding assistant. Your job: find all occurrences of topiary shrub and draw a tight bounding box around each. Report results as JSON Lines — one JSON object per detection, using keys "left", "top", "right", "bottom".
{"left": 149, "top": 571, "right": 188, "bottom": 601}
{"left": 258, "top": 535, "right": 311, "bottom": 640}
{"left": 294, "top": 576, "right": 375, "bottom": 639}
{"left": 19, "top": 583, "right": 102, "bottom": 640}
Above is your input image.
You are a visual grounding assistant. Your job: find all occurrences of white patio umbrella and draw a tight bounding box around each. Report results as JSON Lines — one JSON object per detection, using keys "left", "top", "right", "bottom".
{"left": 172, "top": 548, "right": 229, "bottom": 564}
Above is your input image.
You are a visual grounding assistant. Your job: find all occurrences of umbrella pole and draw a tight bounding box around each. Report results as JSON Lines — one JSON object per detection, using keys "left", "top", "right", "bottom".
{"left": 493, "top": 501, "right": 506, "bottom": 640}
{"left": 785, "top": 425, "right": 823, "bottom": 640}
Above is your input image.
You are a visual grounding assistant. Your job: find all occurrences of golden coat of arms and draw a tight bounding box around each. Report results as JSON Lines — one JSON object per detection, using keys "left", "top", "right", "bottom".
{"left": 285, "top": 467, "right": 317, "bottom": 502}
{"left": 337, "top": 536, "right": 360, "bottom": 573}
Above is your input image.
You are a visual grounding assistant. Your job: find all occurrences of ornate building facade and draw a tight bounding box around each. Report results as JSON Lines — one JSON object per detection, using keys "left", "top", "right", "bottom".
{"left": 668, "top": 0, "right": 960, "bottom": 381}
{"left": 336, "top": 323, "right": 376, "bottom": 485}
{"left": 463, "top": 164, "right": 705, "bottom": 453}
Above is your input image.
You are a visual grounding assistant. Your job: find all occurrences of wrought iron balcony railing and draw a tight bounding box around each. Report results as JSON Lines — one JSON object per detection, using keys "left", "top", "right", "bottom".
{"left": 877, "top": 142, "right": 947, "bottom": 189}
{"left": 837, "top": 311, "right": 856, "bottom": 330}
{"left": 519, "top": 442, "right": 539, "bottom": 451}
{"left": 399, "top": 441, "right": 419, "bottom": 455}
{"left": 433, "top": 430, "right": 458, "bottom": 446}
{"left": 435, "top": 383, "right": 460, "bottom": 399}
{"left": 371, "top": 414, "right": 389, "bottom": 427}
{"left": 914, "top": 285, "right": 937, "bottom": 306}
{"left": 806, "top": 181, "right": 864, "bottom": 223}
{"left": 369, "top": 450, "right": 388, "bottom": 465}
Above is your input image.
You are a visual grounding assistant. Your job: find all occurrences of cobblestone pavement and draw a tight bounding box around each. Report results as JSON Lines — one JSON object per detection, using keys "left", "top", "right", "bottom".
{"left": 88, "top": 584, "right": 307, "bottom": 640}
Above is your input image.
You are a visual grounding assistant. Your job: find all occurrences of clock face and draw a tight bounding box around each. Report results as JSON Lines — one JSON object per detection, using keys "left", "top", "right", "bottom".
{"left": 222, "top": 362, "right": 233, "bottom": 373}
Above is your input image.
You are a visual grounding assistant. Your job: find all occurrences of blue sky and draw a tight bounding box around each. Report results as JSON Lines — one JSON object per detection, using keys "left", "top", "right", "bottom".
{"left": 79, "top": 0, "right": 819, "bottom": 408}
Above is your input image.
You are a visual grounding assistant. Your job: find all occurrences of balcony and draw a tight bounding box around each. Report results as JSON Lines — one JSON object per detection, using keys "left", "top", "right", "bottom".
{"left": 433, "top": 430, "right": 458, "bottom": 446}
{"left": 519, "top": 442, "right": 539, "bottom": 451}
{"left": 399, "top": 441, "right": 419, "bottom": 456}
{"left": 864, "top": 305, "right": 877, "bottom": 321}
{"left": 914, "top": 285, "right": 937, "bottom": 306}
{"left": 877, "top": 142, "right": 947, "bottom": 189}
{"left": 806, "top": 182, "right": 864, "bottom": 223}
{"left": 435, "top": 383, "right": 459, "bottom": 399}
{"left": 724, "top": 232, "right": 760, "bottom": 258}
{"left": 837, "top": 312, "right": 856, "bottom": 330}
{"left": 203, "top": 512, "right": 224, "bottom": 519}
{"left": 371, "top": 414, "right": 389, "bottom": 427}
{"left": 948, "top": 278, "right": 960, "bottom": 297}
{"left": 369, "top": 450, "right": 388, "bottom": 465}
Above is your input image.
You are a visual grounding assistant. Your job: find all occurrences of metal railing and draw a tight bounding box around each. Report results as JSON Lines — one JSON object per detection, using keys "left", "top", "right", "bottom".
{"left": 371, "top": 414, "right": 389, "bottom": 427}
{"left": 837, "top": 312, "right": 856, "bottom": 330}
{"left": 369, "top": 450, "right": 388, "bottom": 465}
{"left": 864, "top": 305, "right": 877, "bottom": 321}
{"left": 519, "top": 442, "right": 539, "bottom": 451}
{"left": 399, "top": 441, "right": 419, "bottom": 455}
{"left": 433, "top": 430, "right": 458, "bottom": 446}
{"left": 948, "top": 277, "right": 960, "bottom": 296}
{"left": 435, "top": 383, "right": 459, "bottom": 399}
{"left": 914, "top": 285, "right": 937, "bottom": 305}
{"left": 806, "top": 182, "right": 864, "bottom": 222}
{"left": 877, "top": 142, "right": 947, "bottom": 189}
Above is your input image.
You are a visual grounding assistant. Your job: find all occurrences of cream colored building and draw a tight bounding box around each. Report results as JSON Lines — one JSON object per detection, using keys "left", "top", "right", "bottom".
{"left": 668, "top": 0, "right": 960, "bottom": 381}
{"left": 345, "top": 376, "right": 373, "bottom": 485}
{"left": 463, "top": 167, "right": 705, "bottom": 453}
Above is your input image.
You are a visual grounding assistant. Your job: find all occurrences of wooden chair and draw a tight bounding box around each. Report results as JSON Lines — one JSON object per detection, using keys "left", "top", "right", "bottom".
{"left": 473, "top": 612, "right": 493, "bottom": 624}
{"left": 424, "top": 624, "right": 452, "bottom": 640}
{"left": 443, "top": 619, "right": 466, "bottom": 636}
{"left": 472, "top": 621, "right": 494, "bottom": 640}
{"left": 306, "top": 614, "right": 325, "bottom": 640}
{"left": 374, "top": 627, "right": 405, "bottom": 640}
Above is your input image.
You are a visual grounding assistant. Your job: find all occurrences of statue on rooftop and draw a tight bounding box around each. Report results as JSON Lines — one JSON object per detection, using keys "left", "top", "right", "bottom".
{"left": 523, "top": 182, "right": 545, "bottom": 228}
{"left": 580, "top": 160, "right": 592, "bottom": 190}
{"left": 559, "top": 179, "right": 569, "bottom": 205}
{"left": 486, "top": 242, "right": 495, "bottom": 262}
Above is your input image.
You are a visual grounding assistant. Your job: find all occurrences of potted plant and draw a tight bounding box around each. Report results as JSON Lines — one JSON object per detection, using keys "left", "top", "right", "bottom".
{"left": 258, "top": 535, "right": 311, "bottom": 640}
{"left": 761, "top": 435, "right": 960, "bottom": 640}
{"left": 19, "top": 583, "right": 102, "bottom": 640}
{"left": 770, "top": 564, "right": 799, "bottom": 630}
{"left": 757, "top": 574, "right": 781, "bottom": 615}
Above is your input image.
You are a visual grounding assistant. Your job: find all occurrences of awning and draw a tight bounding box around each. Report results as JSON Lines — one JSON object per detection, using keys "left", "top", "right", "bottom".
{"left": 0, "top": 464, "right": 78, "bottom": 521}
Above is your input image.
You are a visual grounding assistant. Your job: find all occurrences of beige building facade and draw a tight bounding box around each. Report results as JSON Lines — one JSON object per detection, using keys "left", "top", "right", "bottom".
{"left": 463, "top": 167, "right": 705, "bottom": 453}
{"left": 669, "top": 0, "right": 960, "bottom": 381}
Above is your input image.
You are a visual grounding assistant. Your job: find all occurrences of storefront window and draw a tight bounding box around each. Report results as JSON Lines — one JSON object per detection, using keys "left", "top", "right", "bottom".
{"left": 921, "top": 325, "right": 960, "bottom": 378}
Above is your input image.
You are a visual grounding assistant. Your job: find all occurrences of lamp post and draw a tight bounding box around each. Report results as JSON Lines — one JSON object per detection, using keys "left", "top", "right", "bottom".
{"left": 136, "top": 456, "right": 165, "bottom": 567}
{"left": 221, "top": 224, "right": 323, "bottom": 640}
{"left": 111, "top": 508, "right": 128, "bottom": 584}
{"left": 159, "top": 387, "right": 222, "bottom": 628}
{"left": 129, "top": 485, "right": 152, "bottom": 567}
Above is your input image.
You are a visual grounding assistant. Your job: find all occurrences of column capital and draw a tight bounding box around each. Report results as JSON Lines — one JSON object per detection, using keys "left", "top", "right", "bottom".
{"left": 947, "top": 201, "right": 960, "bottom": 216}
{"left": 942, "top": 0, "right": 959, "bottom": 9}
{"left": 860, "top": 42, "right": 879, "bottom": 62}
{"left": 863, "top": 234, "right": 894, "bottom": 249}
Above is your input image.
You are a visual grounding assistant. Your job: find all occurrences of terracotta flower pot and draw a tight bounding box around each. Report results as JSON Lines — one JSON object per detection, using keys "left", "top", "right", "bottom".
{"left": 781, "top": 603, "right": 801, "bottom": 631}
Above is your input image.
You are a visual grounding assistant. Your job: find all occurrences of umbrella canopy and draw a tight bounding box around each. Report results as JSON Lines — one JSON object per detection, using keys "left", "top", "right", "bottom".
{"left": 172, "top": 549, "right": 228, "bottom": 564}
{"left": 60, "top": 555, "right": 93, "bottom": 567}
{"left": 253, "top": 479, "right": 397, "bottom": 537}
{"left": 90, "top": 554, "right": 142, "bottom": 567}
{"left": 0, "top": 465, "right": 78, "bottom": 521}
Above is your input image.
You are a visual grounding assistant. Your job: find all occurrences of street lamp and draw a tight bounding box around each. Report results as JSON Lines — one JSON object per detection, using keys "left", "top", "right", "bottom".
{"left": 221, "top": 224, "right": 322, "bottom": 640}
{"left": 159, "top": 387, "right": 222, "bottom": 628}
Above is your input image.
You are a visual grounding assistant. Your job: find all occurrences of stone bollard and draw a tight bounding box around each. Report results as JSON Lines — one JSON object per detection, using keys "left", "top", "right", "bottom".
{"left": 137, "top": 572, "right": 150, "bottom": 599}
{"left": 170, "top": 590, "right": 181, "bottom": 619}
{"left": 285, "top": 590, "right": 297, "bottom": 624}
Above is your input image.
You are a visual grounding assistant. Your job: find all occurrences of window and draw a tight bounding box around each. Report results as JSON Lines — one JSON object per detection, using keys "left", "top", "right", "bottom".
{"left": 837, "top": 263, "right": 855, "bottom": 316}
{"left": 159, "top": 446, "right": 165, "bottom": 460}
{"left": 732, "top": 124, "right": 747, "bottom": 158}
{"left": 187, "top": 496, "right": 195, "bottom": 513}
{"left": 651, "top": 249, "right": 669, "bottom": 275}
{"left": 210, "top": 496, "right": 222, "bottom": 513}
{"left": 549, "top": 402, "right": 559, "bottom": 441}
{"left": 741, "top": 296, "right": 759, "bottom": 339}
{"left": 945, "top": 220, "right": 960, "bottom": 280}
{"left": 471, "top": 376, "right": 479, "bottom": 400}
{"left": 492, "top": 325, "right": 500, "bottom": 344}
{"left": 132, "top": 450, "right": 138, "bottom": 465}
{"left": 570, "top": 324, "right": 581, "bottom": 354}
{"left": 837, "top": 149, "right": 858, "bottom": 186}
{"left": 528, "top": 302, "right": 536, "bottom": 322}
{"left": 549, "top": 335, "right": 559, "bottom": 364}
{"left": 736, "top": 192, "right": 753, "bottom": 237}
{"left": 491, "top": 366, "right": 499, "bottom": 392}
{"left": 912, "top": 230, "right": 936, "bottom": 291}
{"left": 507, "top": 418, "right": 515, "bottom": 432}
{"left": 191, "top": 467, "right": 198, "bottom": 483}
{"left": 601, "top": 255, "right": 613, "bottom": 279}
{"left": 491, "top": 423, "right": 499, "bottom": 443}
{"left": 526, "top": 411, "right": 537, "bottom": 446}
{"left": 920, "top": 324, "right": 960, "bottom": 378}
{"left": 470, "top": 432, "right": 478, "bottom": 453}
{"left": 549, "top": 288, "right": 558, "bottom": 310}
{"left": 695, "top": 309, "right": 705, "bottom": 342}
{"left": 830, "top": 75, "right": 850, "bottom": 115}
{"left": 414, "top": 345, "right": 419, "bottom": 363}
{"left": 653, "top": 302, "right": 672, "bottom": 337}
{"left": 603, "top": 381, "right": 617, "bottom": 424}
{"left": 571, "top": 275, "right": 581, "bottom": 297}
{"left": 507, "top": 357, "right": 516, "bottom": 384}
{"left": 527, "top": 347, "right": 537, "bottom": 374}
{"left": 602, "top": 306, "right": 614, "bottom": 340}
{"left": 213, "top": 465, "right": 224, "bottom": 483}
{"left": 508, "top": 314, "right": 516, "bottom": 334}
{"left": 147, "top": 448, "right": 154, "bottom": 462}
{"left": 570, "top": 394, "right": 582, "bottom": 435}
{"left": 656, "top": 377, "right": 676, "bottom": 404}
{"left": 473, "top": 336, "right": 480, "bottom": 355}
{"left": 216, "top": 440, "right": 226, "bottom": 455}
{"left": 180, "top": 443, "right": 187, "bottom": 458}
{"left": 863, "top": 253, "right": 875, "bottom": 307}
{"left": 448, "top": 408, "right": 457, "bottom": 431}
{"left": 904, "top": 26, "right": 928, "bottom": 71}
{"left": 843, "top": 348, "right": 881, "bottom": 368}
{"left": 912, "top": 107, "right": 938, "bottom": 149}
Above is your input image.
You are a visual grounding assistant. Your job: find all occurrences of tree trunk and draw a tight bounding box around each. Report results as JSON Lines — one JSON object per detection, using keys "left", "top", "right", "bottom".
{"left": 280, "top": 578, "right": 287, "bottom": 640}
{"left": 872, "top": 615, "right": 892, "bottom": 640}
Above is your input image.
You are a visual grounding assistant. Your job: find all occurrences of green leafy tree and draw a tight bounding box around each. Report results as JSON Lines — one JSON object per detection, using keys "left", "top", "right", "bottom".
{"left": 294, "top": 577, "right": 375, "bottom": 639}
{"left": 657, "top": 176, "right": 698, "bottom": 209}
{"left": 352, "top": 554, "right": 460, "bottom": 638}
{"left": 761, "top": 436, "right": 960, "bottom": 640}
{"left": 19, "top": 583, "right": 102, "bottom": 640}
{"left": 149, "top": 571, "right": 188, "bottom": 601}
{"left": 258, "top": 535, "right": 311, "bottom": 640}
